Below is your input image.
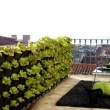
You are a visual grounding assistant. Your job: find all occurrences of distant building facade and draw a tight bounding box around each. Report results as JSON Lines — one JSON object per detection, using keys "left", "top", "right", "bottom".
{"left": 0, "top": 35, "right": 31, "bottom": 46}
{"left": 0, "top": 36, "right": 18, "bottom": 45}
{"left": 23, "top": 35, "right": 30, "bottom": 45}
{"left": 11, "top": 35, "right": 17, "bottom": 40}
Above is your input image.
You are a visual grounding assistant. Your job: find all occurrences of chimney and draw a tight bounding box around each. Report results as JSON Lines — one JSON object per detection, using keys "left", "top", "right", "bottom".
{"left": 23, "top": 35, "right": 30, "bottom": 45}
{"left": 11, "top": 35, "right": 17, "bottom": 40}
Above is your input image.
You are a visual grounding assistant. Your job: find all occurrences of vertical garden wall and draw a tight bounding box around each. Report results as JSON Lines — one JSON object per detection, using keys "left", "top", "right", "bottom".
{"left": 0, "top": 36, "right": 73, "bottom": 110}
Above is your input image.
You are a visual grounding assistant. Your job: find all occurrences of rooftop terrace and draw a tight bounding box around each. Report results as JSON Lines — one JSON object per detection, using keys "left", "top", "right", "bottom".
{"left": 27, "top": 75, "right": 110, "bottom": 110}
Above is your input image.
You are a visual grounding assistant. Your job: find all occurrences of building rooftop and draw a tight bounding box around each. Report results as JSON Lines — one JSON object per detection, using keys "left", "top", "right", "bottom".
{"left": 0, "top": 36, "right": 18, "bottom": 45}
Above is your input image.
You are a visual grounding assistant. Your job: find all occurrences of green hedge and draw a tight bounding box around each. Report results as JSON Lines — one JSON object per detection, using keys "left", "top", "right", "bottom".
{"left": 0, "top": 36, "right": 73, "bottom": 110}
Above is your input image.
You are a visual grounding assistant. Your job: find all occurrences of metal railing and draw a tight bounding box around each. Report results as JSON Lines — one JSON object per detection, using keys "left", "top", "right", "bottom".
{"left": 72, "top": 39, "right": 110, "bottom": 65}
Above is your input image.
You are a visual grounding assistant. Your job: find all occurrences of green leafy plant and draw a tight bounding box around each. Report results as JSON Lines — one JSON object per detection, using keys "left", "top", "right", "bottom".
{"left": 27, "top": 53, "right": 39, "bottom": 65}
{"left": 17, "top": 84, "right": 25, "bottom": 91}
{"left": 41, "top": 79, "right": 53, "bottom": 89}
{"left": 9, "top": 86, "right": 19, "bottom": 94}
{"left": 36, "top": 36, "right": 53, "bottom": 51}
{"left": 26, "top": 68, "right": 34, "bottom": 75}
{"left": 28, "top": 42, "right": 37, "bottom": 53}
{"left": 31, "top": 63, "right": 42, "bottom": 74}
{"left": 36, "top": 84, "right": 46, "bottom": 92}
{"left": 17, "top": 97, "right": 25, "bottom": 103}
{"left": 31, "top": 88, "right": 40, "bottom": 95}
{"left": 1, "top": 61, "right": 12, "bottom": 70}
{"left": 93, "top": 82, "right": 110, "bottom": 96}
{"left": 24, "top": 90, "right": 35, "bottom": 99}
{"left": 17, "top": 42, "right": 27, "bottom": 51}
{"left": 3, "top": 46, "right": 14, "bottom": 56}
{"left": 11, "top": 59, "right": 19, "bottom": 68}
{"left": 19, "top": 57, "right": 29, "bottom": 66}
{"left": 35, "top": 73, "right": 42, "bottom": 83}
{"left": 42, "top": 70, "right": 52, "bottom": 78}
{"left": 13, "top": 46, "right": 22, "bottom": 54}
{"left": 25, "top": 77, "right": 36, "bottom": 87}
{"left": 41, "top": 60, "right": 54, "bottom": 68}
{"left": 2, "top": 91, "right": 10, "bottom": 98}
{"left": 36, "top": 36, "right": 73, "bottom": 82}
{"left": 27, "top": 54, "right": 34, "bottom": 62}
{"left": 2, "top": 76, "right": 11, "bottom": 85}
{"left": 19, "top": 70, "right": 27, "bottom": 78}
{"left": 2, "top": 105, "right": 10, "bottom": 110}
{"left": 10, "top": 100, "right": 19, "bottom": 107}
{"left": 11, "top": 73, "right": 19, "bottom": 80}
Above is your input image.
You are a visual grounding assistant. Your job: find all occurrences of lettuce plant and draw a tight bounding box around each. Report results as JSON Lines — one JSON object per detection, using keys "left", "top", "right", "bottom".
{"left": 10, "top": 100, "right": 19, "bottom": 107}
{"left": 13, "top": 46, "right": 22, "bottom": 53}
{"left": 3, "top": 46, "right": 14, "bottom": 56}
{"left": 31, "top": 63, "right": 42, "bottom": 74}
{"left": 17, "top": 84, "right": 25, "bottom": 91}
{"left": 25, "top": 77, "right": 36, "bottom": 87}
{"left": 19, "top": 70, "right": 27, "bottom": 78}
{"left": 24, "top": 90, "right": 35, "bottom": 99}
{"left": 35, "top": 73, "right": 42, "bottom": 83}
{"left": 9, "top": 86, "right": 19, "bottom": 94}
{"left": 11, "top": 73, "right": 19, "bottom": 80}
{"left": 17, "top": 42, "right": 27, "bottom": 51}
{"left": 2, "top": 91, "right": 10, "bottom": 98}
{"left": 17, "top": 97, "right": 25, "bottom": 103}
{"left": 2, "top": 105, "right": 10, "bottom": 110}
{"left": 27, "top": 54, "right": 38, "bottom": 65}
{"left": 1, "top": 61, "right": 12, "bottom": 70}
{"left": 36, "top": 84, "right": 46, "bottom": 92}
{"left": 19, "top": 57, "right": 29, "bottom": 66}
{"left": 31, "top": 88, "right": 40, "bottom": 95}
{"left": 28, "top": 54, "right": 34, "bottom": 62}
{"left": 11, "top": 59, "right": 19, "bottom": 68}
{"left": 28, "top": 42, "right": 37, "bottom": 54}
{"left": 2, "top": 76, "right": 11, "bottom": 85}
{"left": 26, "top": 68, "right": 34, "bottom": 75}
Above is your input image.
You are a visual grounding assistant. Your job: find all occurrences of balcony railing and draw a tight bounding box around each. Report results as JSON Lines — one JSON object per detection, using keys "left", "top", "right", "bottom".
{"left": 72, "top": 39, "right": 110, "bottom": 64}
{"left": 71, "top": 39, "right": 110, "bottom": 74}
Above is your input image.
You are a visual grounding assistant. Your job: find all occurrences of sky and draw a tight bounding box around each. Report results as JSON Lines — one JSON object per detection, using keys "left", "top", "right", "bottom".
{"left": 0, "top": 0, "right": 110, "bottom": 41}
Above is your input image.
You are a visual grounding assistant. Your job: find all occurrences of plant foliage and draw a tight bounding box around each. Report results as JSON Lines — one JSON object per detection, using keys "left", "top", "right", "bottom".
{"left": 9, "top": 86, "right": 19, "bottom": 94}
{"left": 2, "top": 91, "right": 10, "bottom": 98}
{"left": 2, "top": 76, "right": 11, "bottom": 85}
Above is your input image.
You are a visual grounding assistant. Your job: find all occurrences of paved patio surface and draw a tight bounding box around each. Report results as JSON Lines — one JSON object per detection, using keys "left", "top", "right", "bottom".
{"left": 27, "top": 75, "right": 110, "bottom": 110}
